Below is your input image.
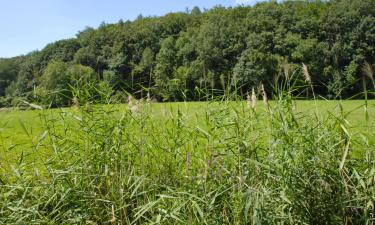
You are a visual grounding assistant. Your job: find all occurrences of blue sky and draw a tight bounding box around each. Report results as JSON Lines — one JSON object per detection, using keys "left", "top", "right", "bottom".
{"left": 0, "top": 0, "right": 264, "bottom": 58}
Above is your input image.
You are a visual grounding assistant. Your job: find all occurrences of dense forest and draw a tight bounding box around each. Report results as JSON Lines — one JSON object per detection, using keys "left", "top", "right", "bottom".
{"left": 0, "top": 0, "right": 374, "bottom": 107}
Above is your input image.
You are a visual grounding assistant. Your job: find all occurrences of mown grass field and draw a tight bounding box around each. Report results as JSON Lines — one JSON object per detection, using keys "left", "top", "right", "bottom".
{"left": 1, "top": 100, "right": 374, "bottom": 152}
{"left": 0, "top": 99, "right": 374, "bottom": 224}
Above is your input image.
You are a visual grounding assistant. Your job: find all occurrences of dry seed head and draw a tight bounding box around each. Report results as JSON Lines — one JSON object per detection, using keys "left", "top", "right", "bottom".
{"left": 251, "top": 87, "right": 257, "bottom": 109}
{"left": 72, "top": 97, "right": 80, "bottom": 108}
{"left": 320, "top": 179, "right": 332, "bottom": 193}
{"left": 128, "top": 95, "right": 140, "bottom": 109}
{"left": 282, "top": 59, "right": 291, "bottom": 79}
{"left": 261, "top": 83, "right": 268, "bottom": 107}
{"left": 130, "top": 104, "right": 139, "bottom": 114}
{"left": 127, "top": 95, "right": 141, "bottom": 114}
{"left": 247, "top": 92, "right": 252, "bottom": 107}
{"left": 110, "top": 205, "right": 116, "bottom": 224}
{"left": 302, "top": 63, "right": 312, "bottom": 83}
{"left": 127, "top": 95, "right": 134, "bottom": 106}
{"left": 362, "top": 61, "right": 374, "bottom": 80}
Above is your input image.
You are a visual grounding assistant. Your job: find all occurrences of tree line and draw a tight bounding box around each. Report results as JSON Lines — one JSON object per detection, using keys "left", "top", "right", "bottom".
{"left": 0, "top": 0, "right": 374, "bottom": 107}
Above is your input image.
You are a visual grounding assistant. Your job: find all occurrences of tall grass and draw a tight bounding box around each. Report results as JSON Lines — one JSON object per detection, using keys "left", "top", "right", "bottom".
{"left": 0, "top": 79, "right": 374, "bottom": 224}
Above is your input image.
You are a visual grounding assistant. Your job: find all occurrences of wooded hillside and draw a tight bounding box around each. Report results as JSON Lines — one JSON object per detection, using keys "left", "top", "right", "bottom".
{"left": 0, "top": 0, "right": 374, "bottom": 107}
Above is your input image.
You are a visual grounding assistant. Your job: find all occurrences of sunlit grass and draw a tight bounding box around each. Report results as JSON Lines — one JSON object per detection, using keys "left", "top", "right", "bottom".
{"left": 0, "top": 99, "right": 374, "bottom": 224}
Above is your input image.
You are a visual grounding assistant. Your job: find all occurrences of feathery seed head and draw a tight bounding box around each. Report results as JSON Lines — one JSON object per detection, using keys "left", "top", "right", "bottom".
{"left": 302, "top": 63, "right": 312, "bottom": 83}
{"left": 251, "top": 87, "right": 257, "bottom": 109}
{"left": 363, "top": 61, "right": 374, "bottom": 80}
{"left": 261, "top": 83, "right": 268, "bottom": 107}
{"left": 247, "top": 92, "right": 252, "bottom": 107}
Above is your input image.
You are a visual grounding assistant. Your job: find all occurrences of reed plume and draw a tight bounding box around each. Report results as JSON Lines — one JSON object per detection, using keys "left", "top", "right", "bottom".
{"left": 302, "top": 63, "right": 319, "bottom": 116}
{"left": 282, "top": 58, "right": 292, "bottom": 80}
{"left": 72, "top": 96, "right": 80, "bottom": 109}
{"left": 247, "top": 92, "right": 252, "bottom": 108}
{"left": 302, "top": 63, "right": 315, "bottom": 98}
{"left": 251, "top": 87, "right": 257, "bottom": 109}
{"left": 110, "top": 205, "right": 116, "bottom": 224}
{"left": 362, "top": 61, "right": 375, "bottom": 88}
{"left": 261, "top": 83, "right": 269, "bottom": 107}
{"left": 302, "top": 63, "right": 311, "bottom": 84}
{"left": 127, "top": 95, "right": 134, "bottom": 107}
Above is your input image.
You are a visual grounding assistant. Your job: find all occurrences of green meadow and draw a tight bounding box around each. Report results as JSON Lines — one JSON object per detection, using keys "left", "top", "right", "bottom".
{"left": 1, "top": 100, "right": 374, "bottom": 149}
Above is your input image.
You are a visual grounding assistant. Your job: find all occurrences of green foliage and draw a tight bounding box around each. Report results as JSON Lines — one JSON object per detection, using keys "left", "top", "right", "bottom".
{"left": 233, "top": 49, "right": 278, "bottom": 90}
{"left": 73, "top": 47, "right": 98, "bottom": 69}
{"left": 0, "top": 87, "right": 374, "bottom": 224}
{"left": 38, "top": 39, "right": 80, "bottom": 68}
{"left": 38, "top": 61, "right": 70, "bottom": 106}
{"left": 0, "top": 0, "right": 374, "bottom": 107}
{"left": 67, "top": 63, "right": 97, "bottom": 82}
{"left": 34, "top": 62, "right": 97, "bottom": 106}
{"left": 191, "top": 6, "right": 202, "bottom": 16}
{"left": 154, "top": 37, "right": 177, "bottom": 100}
{"left": 0, "top": 57, "right": 22, "bottom": 96}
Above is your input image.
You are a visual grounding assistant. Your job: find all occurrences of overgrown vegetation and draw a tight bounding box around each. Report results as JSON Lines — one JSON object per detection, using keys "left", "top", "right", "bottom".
{"left": 0, "top": 73, "right": 374, "bottom": 224}
{"left": 0, "top": 0, "right": 374, "bottom": 223}
{"left": 1, "top": 0, "right": 375, "bottom": 107}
